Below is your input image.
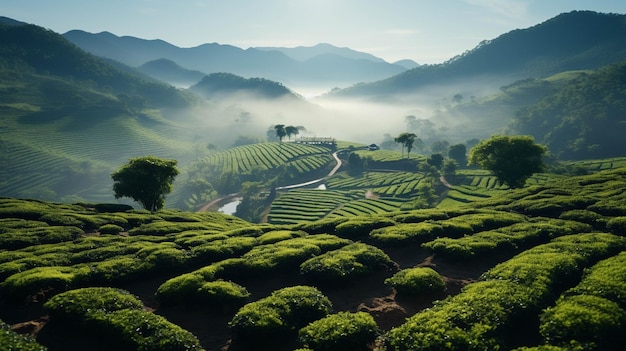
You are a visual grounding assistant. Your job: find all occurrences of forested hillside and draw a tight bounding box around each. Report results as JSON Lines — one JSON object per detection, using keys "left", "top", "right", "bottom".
{"left": 510, "top": 60, "right": 626, "bottom": 159}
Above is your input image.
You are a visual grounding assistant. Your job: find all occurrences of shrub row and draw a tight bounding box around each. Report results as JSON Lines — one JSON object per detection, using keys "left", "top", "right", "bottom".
{"left": 386, "top": 233, "right": 626, "bottom": 351}
{"left": 229, "top": 286, "right": 332, "bottom": 342}
{"left": 42, "top": 287, "right": 202, "bottom": 351}
{"left": 538, "top": 252, "right": 626, "bottom": 350}
{"left": 423, "top": 218, "right": 592, "bottom": 260}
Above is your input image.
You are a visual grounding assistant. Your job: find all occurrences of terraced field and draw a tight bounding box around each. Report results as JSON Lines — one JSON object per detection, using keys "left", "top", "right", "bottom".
{"left": 193, "top": 142, "right": 333, "bottom": 175}
{"left": 0, "top": 112, "right": 197, "bottom": 203}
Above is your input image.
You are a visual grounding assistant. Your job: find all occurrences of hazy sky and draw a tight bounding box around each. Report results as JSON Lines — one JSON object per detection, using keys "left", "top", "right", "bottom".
{"left": 3, "top": 0, "right": 625, "bottom": 64}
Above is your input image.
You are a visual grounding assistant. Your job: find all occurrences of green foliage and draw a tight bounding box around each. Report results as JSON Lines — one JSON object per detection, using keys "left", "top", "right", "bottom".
{"left": 98, "top": 223, "right": 124, "bottom": 234}
{"left": 298, "top": 311, "right": 379, "bottom": 351}
{"left": 44, "top": 287, "right": 143, "bottom": 320}
{"left": 87, "top": 309, "right": 203, "bottom": 351}
{"left": 335, "top": 217, "right": 396, "bottom": 239}
{"left": 387, "top": 233, "right": 626, "bottom": 351}
{"left": 229, "top": 286, "right": 332, "bottom": 341}
{"left": 196, "top": 280, "right": 250, "bottom": 308}
{"left": 385, "top": 267, "right": 446, "bottom": 296}
{"left": 0, "top": 266, "right": 88, "bottom": 299}
{"left": 540, "top": 295, "right": 626, "bottom": 349}
{"left": 469, "top": 135, "right": 547, "bottom": 188}
{"left": 300, "top": 243, "right": 392, "bottom": 283}
{"left": 256, "top": 230, "right": 306, "bottom": 245}
{"left": 606, "top": 216, "right": 626, "bottom": 235}
{"left": 0, "top": 320, "right": 46, "bottom": 351}
{"left": 111, "top": 156, "right": 179, "bottom": 212}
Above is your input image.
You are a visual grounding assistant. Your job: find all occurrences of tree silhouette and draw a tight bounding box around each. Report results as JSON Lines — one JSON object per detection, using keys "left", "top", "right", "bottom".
{"left": 394, "top": 133, "right": 420, "bottom": 158}
{"left": 285, "top": 125, "right": 299, "bottom": 141}
{"left": 274, "top": 124, "right": 286, "bottom": 143}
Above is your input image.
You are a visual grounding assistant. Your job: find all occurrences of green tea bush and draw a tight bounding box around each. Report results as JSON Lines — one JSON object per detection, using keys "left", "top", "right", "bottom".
{"left": 298, "top": 311, "right": 379, "bottom": 351}
{"left": 369, "top": 222, "right": 444, "bottom": 245}
{"left": 155, "top": 273, "right": 206, "bottom": 305}
{"left": 300, "top": 243, "right": 393, "bottom": 283}
{"left": 87, "top": 309, "right": 203, "bottom": 351}
{"left": 241, "top": 238, "right": 322, "bottom": 273}
{"left": 540, "top": 295, "right": 626, "bottom": 349}
{"left": 0, "top": 226, "right": 84, "bottom": 249}
{"left": 293, "top": 217, "right": 349, "bottom": 234}
{"left": 0, "top": 320, "right": 46, "bottom": 351}
{"left": 387, "top": 280, "right": 537, "bottom": 351}
{"left": 559, "top": 209, "right": 604, "bottom": 227}
{"left": 392, "top": 209, "right": 451, "bottom": 223}
{"left": 191, "top": 236, "right": 257, "bottom": 263}
{"left": 335, "top": 217, "right": 396, "bottom": 239}
{"left": 256, "top": 230, "right": 306, "bottom": 245}
{"left": 387, "top": 233, "right": 626, "bottom": 351}
{"left": 136, "top": 245, "right": 190, "bottom": 270}
{"left": 0, "top": 253, "right": 71, "bottom": 280}
{"left": 385, "top": 267, "right": 446, "bottom": 296}
{"left": 94, "top": 203, "right": 134, "bottom": 212}
{"left": 229, "top": 286, "right": 332, "bottom": 342}
{"left": 87, "top": 256, "right": 145, "bottom": 283}
{"left": 197, "top": 280, "right": 250, "bottom": 308}
{"left": 606, "top": 216, "right": 626, "bottom": 235}
{"left": 567, "top": 252, "right": 626, "bottom": 307}
{"left": 39, "top": 213, "right": 85, "bottom": 227}
{"left": 98, "top": 224, "right": 124, "bottom": 234}
{"left": 44, "top": 287, "right": 143, "bottom": 320}
{"left": 0, "top": 266, "right": 89, "bottom": 300}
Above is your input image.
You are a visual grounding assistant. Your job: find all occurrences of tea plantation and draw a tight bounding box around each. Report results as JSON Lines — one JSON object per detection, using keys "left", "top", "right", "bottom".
{"left": 1, "top": 165, "right": 626, "bottom": 350}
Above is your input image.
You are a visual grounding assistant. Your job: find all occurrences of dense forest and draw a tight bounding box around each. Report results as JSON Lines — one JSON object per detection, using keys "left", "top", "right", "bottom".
{"left": 510, "top": 61, "right": 626, "bottom": 159}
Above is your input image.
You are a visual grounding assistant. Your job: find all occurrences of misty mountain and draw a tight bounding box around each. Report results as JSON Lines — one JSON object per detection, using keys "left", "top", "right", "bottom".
{"left": 61, "top": 30, "right": 407, "bottom": 87}
{"left": 331, "top": 11, "right": 626, "bottom": 99}
{"left": 189, "top": 73, "right": 303, "bottom": 100}
{"left": 0, "top": 22, "right": 192, "bottom": 109}
{"left": 393, "top": 59, "right": 420, "bottom": 70}
{"left": 138, "top": 58, "right": 206, "bottom": 87}
{"left": 255, "top": 42, "right": 387, "bottom": 63}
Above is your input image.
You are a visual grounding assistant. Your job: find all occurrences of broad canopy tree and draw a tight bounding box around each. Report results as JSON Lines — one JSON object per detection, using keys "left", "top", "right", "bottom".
{"left": 469, "top": 135, "right": 547, "bottom": 188}
{"left": 111, "top": 156, "right": 179, "bottom": 212}
{"left": 394, "top": 132, "right": 421, "bottom": 158}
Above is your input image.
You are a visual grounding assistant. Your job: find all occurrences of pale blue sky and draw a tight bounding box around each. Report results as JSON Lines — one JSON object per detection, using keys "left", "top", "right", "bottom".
{"left": 3, "top": 0, "right": 625, "bottom": 64}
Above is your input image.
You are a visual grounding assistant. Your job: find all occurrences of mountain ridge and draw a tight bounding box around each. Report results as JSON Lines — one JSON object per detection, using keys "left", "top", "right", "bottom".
{"left": 330, "top": 10, "right": 626, "bottom": 99}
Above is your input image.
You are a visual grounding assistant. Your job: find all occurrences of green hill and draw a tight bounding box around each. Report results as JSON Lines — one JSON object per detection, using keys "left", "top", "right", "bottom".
{"left": 510, "top": 60, "right": 626, "bottom": 159}
{"left": 0, "top": 23, "right": 206, "bottom": 203}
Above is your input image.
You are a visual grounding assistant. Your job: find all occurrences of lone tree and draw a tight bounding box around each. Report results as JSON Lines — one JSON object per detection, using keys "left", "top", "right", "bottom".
{"left": 394, "top": 132, "right": 420, "bottom": 158}
{"left": 274, "top": 124, "right": 286, "bottom": 143}
{"left": 111, "top": 156, "right": 179, "bottom": 212}
{"left": 469, "top": 135, "right": 546, "bottom": 188}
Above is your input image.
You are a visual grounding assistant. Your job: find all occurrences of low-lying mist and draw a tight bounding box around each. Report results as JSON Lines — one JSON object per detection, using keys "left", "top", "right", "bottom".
{"left": 176, "top": 78, "right": 510, "bottom": 151}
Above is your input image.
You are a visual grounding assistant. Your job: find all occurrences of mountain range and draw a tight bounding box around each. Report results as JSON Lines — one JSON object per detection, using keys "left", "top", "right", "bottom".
{"left": 330, "top": 11, "right": 626, "bottom": 99}
{"left": 61, "top": 31, "right": 412, "bottom": 88}
{"left": 1, "top": 10, "right": 626, "bottom": 204}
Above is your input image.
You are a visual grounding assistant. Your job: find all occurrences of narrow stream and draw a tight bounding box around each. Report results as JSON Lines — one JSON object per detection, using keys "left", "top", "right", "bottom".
{"left": 218, "top": 199, "right": 241, "bottom": 215}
